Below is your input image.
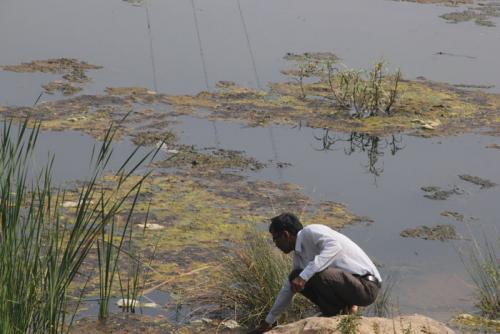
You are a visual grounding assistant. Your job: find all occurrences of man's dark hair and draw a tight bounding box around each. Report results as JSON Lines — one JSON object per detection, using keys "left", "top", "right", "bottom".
{"left": 269, "top": 212, "right": 303, "bottom": 236}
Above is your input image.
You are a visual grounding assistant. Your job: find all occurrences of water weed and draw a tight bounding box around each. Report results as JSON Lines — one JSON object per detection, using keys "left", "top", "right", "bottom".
{"left": 363, "top": 275, "right": 395, "bottom": 318}
{"left": 460, "top": 234, "right": 499, "bottom": 318}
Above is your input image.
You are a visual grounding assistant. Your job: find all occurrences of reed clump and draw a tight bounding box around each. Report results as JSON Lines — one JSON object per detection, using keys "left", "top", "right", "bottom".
{"left": 461, "top": 235, "right": 500, "bottom": 319}
{"left": 0, "top": 119, "right": 154, "bottom": 333}
{"left": 219, "top": 228, "right": 315, "bottom": 329}
{"left": 363, "top": 275, "right": 395, "bottom": 318}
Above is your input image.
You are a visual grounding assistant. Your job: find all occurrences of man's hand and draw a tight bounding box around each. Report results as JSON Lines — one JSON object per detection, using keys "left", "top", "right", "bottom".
{"left": 246, "top": 320, "right": 273, "bottom": 334}
{"left": 291, "top": 276, "right": 306, "bottom": 293}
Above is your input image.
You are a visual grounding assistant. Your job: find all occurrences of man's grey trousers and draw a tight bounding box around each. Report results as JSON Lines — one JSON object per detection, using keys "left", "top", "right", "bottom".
{"left": 289, "top": 268, "right": 380, "bottom": 316}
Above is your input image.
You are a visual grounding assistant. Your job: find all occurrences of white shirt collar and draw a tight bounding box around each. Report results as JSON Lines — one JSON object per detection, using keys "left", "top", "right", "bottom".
{"left": 294, "top": 229, "right": 304, "bottom": 253}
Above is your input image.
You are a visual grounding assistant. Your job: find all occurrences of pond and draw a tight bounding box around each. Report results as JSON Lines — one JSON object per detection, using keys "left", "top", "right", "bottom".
{"left": 1, "top": 0, "right": 499, "bottom": 329}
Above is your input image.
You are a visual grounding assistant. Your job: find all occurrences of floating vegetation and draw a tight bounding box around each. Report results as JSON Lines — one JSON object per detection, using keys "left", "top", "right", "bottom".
{"left": 486, "top": 143, "right": 500, "bottom": 149}
{"left": 2, "top": 58, "right": 102, "bottom": 96}
{"left": 42, "top": 81, "right": 83, "bottom": 96}
{"left": 440, "top": 4, "right": 499, "bottom": 27}
{"left": 399, "top": 0, "right": 500, "bottom": 27}
{"left": 155, "top": 146, "right": 266, "bottom": 172}
{"left": 459, "top": 174, "right": 497, "bottom": 188}
{"left": 131, "top": 129, "right": 177, "bottom": 147}
{"left": 421, "top": 185, "right": 463, "bottom": 200}
{"left": 1, "top": 58, "right": 101, "bottom": 80}
{"left": 400, "top": 224, "right": 460, "bottom": 241}
{"left": 61, "top": 170, "right": 368, "bottom": 317}
{"left": 396, "top": 0, "right": 473, "bottom": 4}
{"left": 440, "top": 211, "right": 465, "bottom": 222}
{"left": 2, "top": 56, "right": 500, "bottom": 138}
{"left": 451, "top": 313, "right": 500, "bottom": 333}
{"left": 453, "top": 83, "right": 495, "bottom": 89}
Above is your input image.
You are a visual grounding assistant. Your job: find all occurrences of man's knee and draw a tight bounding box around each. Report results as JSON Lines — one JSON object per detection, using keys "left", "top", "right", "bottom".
{"left": 288, "top": 269, "right": 302, "bottom": 282}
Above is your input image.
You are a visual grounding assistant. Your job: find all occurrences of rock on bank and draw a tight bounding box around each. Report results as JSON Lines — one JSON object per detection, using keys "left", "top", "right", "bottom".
{"left": 267, "top": 314, "right": 455, "bottom": 334}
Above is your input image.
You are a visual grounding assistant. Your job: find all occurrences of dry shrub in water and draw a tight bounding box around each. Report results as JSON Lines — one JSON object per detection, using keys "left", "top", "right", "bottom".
{"left": 219, "top": 229, "right": 316, "bottom": 328}
{"left": 325, "top": 61, "right": 401, "bottom": 118}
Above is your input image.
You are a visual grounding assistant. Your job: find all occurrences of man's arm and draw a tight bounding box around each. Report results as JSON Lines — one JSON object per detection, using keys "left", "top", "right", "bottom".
{"left": 264, "top": 279, "right": 294, "bottom": 324}
{"left": 246, "top": 279, "right": 294, "bottom": 333}
{"left": 299, "top": 231, "right": 342, "bottom": 282}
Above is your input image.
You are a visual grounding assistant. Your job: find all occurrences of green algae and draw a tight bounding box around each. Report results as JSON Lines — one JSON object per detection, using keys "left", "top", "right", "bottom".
{"left": 459, "top": 174, "right": 497, "bottom": 188}
{"left": 400, "top": 224, "right": 460, "bottom": 241}
{"left": 131, "top": 129, "right": 177, "bottom": 147}
{"left": 63, "top": 170, "right": 367, "bottom": 309}
{"left": 440, "top": 211, "right": 465, "bottom": 222}
{"left": 440, "top": 2, "right": 500, "bottom": 27}
{"left": 2, "top": 58, "right": 102, "bottom": 97}
{"left": 165, "top": 62, "right": 500, "bottom": 137}
{"left": 155, "top": 146, "right": 265, "bottom": 172}
{"left": 451, "top": 313, "right": 500, "bottom": 333}
{"left": 1, "top": 58, "right": 102, "bottom": 80}
{"left": 2, "top": 56, "right": 500, "bottom": 138}
{"left": 421, "top": 185, "right": 463, "bottom": 200}
{"left": 398, "top": 0, "right": 500, "bottom": 28}
{"left": 42, "top": 81, "right": 83, "bottom": 96}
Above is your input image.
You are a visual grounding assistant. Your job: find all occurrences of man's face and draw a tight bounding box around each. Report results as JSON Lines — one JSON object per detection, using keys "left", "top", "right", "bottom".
{"left": 270, "top": 229, "right": 294, "bottom": 254}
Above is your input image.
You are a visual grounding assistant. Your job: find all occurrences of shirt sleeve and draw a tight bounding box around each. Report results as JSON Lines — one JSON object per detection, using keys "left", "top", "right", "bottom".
{"left": 299, "top": 230, "right": 342, "bottom": 282}
{"left": 264, "top": 279, "right": 294, "bottom": 324}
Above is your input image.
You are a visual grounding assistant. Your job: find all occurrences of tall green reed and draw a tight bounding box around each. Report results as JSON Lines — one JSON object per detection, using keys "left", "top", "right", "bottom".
{"left": 0, "top": 119, "right": 155, "bottom": 333}
{"left": 461, "top": 234, "right": 499, "bottom": 318}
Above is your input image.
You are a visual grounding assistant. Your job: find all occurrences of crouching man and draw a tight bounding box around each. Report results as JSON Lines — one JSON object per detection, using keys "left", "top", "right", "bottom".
{"left": 249, "top": 212, "right": 381, "bottom": 333}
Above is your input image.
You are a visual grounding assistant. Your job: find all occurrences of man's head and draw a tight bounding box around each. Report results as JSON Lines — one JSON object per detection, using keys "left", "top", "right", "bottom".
{"left": 269, "top": 212, "right": 303, "bottom": 254}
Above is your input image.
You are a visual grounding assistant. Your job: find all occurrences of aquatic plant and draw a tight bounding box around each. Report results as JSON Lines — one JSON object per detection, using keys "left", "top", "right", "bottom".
{"left": 363, "top": 275, "right": 395, "bottom": 318}
{"left": 96, "top": 187, "right": 143, "bottom": 319}
{"left": 461, "top": 234, "right": 500, "bottom": 318}
{"left": 219, "top": 228, "right": 315, "bottom": 328}
{"left": 0, "top": 119, "right": 154, "bottom": 333}
{"left": 117, "top": 214, "right": 157, "bottom": 314}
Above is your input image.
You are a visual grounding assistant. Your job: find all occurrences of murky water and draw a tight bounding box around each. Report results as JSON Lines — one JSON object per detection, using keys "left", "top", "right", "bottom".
{"left": 2, "top": 0, "right": 500, "bottom": 324}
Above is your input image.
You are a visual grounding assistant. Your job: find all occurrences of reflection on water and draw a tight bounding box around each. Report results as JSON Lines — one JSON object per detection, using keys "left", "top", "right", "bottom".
{"left": 313, "top": 129, "right": 404, "bottom": 178}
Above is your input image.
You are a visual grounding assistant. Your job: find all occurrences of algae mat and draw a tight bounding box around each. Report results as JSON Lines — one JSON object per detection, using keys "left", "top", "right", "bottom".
{"left": 63, "top": 170, "right": 369, "bottom": 318}
{"left": 2, "top": 56, "right": 500, "bottom": 139}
